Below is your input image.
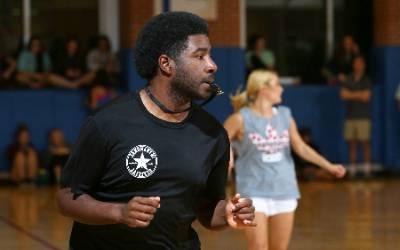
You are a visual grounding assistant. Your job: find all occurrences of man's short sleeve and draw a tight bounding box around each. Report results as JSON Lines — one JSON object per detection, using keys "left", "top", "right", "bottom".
{"left": 197, "top": 136, "right": 230, "bottom": 228}
{"left": 60, "top": 117, "right": 107, "bottom": 198}
{"left": 204, "top": 133, "right": 230, "bottom": 201}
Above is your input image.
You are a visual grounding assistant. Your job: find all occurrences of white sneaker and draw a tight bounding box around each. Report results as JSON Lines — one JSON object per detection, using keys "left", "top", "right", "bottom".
{"left": 348, "top": 164, "right": 357, "bottom": 178}
{"left": 363, "top": 163, "right": 372, "bottom": 178}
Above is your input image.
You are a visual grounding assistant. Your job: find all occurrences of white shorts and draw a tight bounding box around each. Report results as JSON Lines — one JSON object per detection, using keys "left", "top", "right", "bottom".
{"left": 251, "top": 197, "right": 298, "bottom": 216}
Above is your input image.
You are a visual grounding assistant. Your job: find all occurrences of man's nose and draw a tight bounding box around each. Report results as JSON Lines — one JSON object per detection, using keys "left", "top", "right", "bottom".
{"left": 206, "top": 57, "right": 218, "bottom": 74}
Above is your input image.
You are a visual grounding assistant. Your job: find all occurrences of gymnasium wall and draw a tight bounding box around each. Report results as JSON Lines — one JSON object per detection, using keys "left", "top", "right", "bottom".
{"left": 1, "top": 48, "right": 395, "bottom": 172}
{"left": 0, "top": 91, "right": 87, "bottom": 171}
{"left": 373, "top": 0, "right": 400, "bottom": 169}
{"left": 372, "top": 47, "right": 400, "bottom": 169}
{"left": 1, "top": 0, "right": 400, "bottom": 171}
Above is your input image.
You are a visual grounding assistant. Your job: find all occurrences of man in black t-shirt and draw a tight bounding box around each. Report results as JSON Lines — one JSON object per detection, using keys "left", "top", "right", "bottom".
{"left": 56, "top": 11, "right": 256, "bottom": 250}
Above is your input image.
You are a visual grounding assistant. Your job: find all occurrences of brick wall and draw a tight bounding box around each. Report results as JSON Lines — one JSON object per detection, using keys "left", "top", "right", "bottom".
{"left": 119, "top": 0, "right": 241, "bottom": 48}
{"left": 120, "top": 0, "right": 154, "bottom": 48}
{"left": 208, "top": 0, "right": 240, "bottom": 47}
{"left": 374, "top": 0, "right": 400, "bottom": 46}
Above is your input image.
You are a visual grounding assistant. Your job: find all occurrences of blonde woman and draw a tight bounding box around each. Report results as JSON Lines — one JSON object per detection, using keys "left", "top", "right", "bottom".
{"left": 224, "top": 70, "right": 346, "bottom": 250}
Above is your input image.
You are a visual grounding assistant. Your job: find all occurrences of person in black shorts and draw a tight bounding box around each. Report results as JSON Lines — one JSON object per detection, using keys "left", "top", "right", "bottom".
{"left": 56, "top": 11, "right": 256, "bottom": 250}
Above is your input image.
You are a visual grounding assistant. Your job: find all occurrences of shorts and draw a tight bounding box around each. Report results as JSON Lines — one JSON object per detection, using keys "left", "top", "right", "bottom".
{"left": 344, "top": 119, "right": 371, "bottom": 141}
{"left": 251, "top": 197, "right": 298, "bottom": 216}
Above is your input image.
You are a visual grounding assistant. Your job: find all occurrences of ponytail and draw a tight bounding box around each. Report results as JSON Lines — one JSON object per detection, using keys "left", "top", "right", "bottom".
{"left": 230, "top": 89, "right": 249, "bottom": 112}
{"left": 230, "top": 70, "right": 278, "bottom": 112}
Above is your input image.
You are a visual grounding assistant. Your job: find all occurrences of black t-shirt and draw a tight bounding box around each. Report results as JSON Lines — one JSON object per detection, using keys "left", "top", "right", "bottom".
{"left": 341, "top": 74, "right": 372, "bottom": 119}
{"left": 61, "top": 92, "right": 230, "bottom": 250}
{"left": 55, "top": 53, "right": 86, "bottom": 76}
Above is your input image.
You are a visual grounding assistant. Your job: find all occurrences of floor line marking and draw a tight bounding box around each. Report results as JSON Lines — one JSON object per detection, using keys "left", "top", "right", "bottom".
{"left": 0, "top": 215, "right": 62, "bottom": 250}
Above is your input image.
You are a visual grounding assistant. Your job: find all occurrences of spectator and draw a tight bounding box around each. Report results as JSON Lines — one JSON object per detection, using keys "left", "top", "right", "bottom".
{"left": 86, "top": 35, "right": 120, "bottom": 110}
{"left": 16, "top": 36, "right": 77, "bottom": 89}
{"left": 0, "top": 53, "right": 16, "bottom": 88}
{"left": 87, "top": 77, "right": 118, "bottom": 110}
{"left": 59, "top": 37, "right": 85, "bottom": 78}
{"left": 339, "top": 55, "right": 372, "bottom": 177}
{"left": 323, "top": 35, "right": 360, "bottom": 85}
{"left": 86, "top": 35, "right": 119, "bottom": 76}
{"left": 7, "top": 124, "right": 39, "bottom": 184}
{"left": 42, "top": 128, "right": 70, "bottom": 185}
{"left": 246, "top": 35, "right": 275, "bottom": 75}
{"left": 54, "top": 37, "right": 95, "bottom": 86}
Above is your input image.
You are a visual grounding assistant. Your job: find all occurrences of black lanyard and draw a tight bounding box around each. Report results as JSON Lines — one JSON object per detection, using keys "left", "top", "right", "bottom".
{"left": 145, "top": 83, "right": 224, "bottom": 114}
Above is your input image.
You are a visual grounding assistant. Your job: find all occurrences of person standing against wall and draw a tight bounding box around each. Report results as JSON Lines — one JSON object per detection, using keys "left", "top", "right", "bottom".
{"left": 340, "top": 55, "right": 372, "bottom": 177}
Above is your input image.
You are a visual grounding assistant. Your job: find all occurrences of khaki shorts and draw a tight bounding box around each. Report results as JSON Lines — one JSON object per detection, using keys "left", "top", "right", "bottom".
{"left": 344, "top": 119, "right": 371, "bottom": 141}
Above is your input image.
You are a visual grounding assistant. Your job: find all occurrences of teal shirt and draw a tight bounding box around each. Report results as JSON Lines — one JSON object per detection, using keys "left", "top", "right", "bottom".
{"left": 17, "top": 50, "right": 52, "bottom": 72}
{"left": 246, "top": 49, "right": 275, "bottom": 69}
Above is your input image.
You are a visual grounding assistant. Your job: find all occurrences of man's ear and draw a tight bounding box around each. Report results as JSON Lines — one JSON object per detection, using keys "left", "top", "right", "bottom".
{"left": 159, "top": 55, "right": 175, "bottom": 75}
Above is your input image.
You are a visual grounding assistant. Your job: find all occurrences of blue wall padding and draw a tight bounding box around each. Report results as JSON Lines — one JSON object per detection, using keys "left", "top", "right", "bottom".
{"left": 0, "top": 90, "right": 87, "bottom": 171}
{"left": 119, "top": 48, "right": 146, "bottom": 91}
{"left": 281, "top": 85, "right": 383, "bottom": 164}
{"left": 0, "top": 86, "right": 384, "bottom": 171}
{"left": 374, "top": 47, "right": 400, "bottom": 169}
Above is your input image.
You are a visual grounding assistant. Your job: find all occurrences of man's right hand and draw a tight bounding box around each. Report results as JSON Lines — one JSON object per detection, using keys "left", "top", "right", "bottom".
{"left": 118, "top": 196, "right": 160, "bottom": 228}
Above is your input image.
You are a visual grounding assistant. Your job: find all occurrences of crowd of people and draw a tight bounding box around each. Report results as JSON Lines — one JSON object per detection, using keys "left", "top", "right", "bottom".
{"left": 6, "top": 124, "right": 70, "bottom": 186}
{"left": 245, "top": 34, "right": 366, "bottom": 86}
{"left": 2, "top": 32, "right": 378, "bottom": 185}
{"left": 1, "top": 35, "right": 124, "bottom": 186}
{"left": 0, "top": 35, "right": 121, "bottom": 110}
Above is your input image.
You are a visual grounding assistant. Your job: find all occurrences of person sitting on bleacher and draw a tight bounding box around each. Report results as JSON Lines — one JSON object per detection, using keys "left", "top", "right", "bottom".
{"left": 245, "top": 34, "right": 275, "bottom": 75}
{"left": 54, "top": 37, "right": 96, "bottom": 88}
{"left": 86, "top": 35, "right": 120, "bottom": 110}
{"left": 323, "top": 35, "right": 360, "bottom": 85}
{"left": 0, "top": 53, "right": 17, "bottom": 89}
{"left": 16, "top": 36, "right": 78, "bottom": 89}
{"left": 86, "top": 35, "right": 119, "bottom": 76}
{"left": 7, "top": 124, "right": 38, "bottom": 185}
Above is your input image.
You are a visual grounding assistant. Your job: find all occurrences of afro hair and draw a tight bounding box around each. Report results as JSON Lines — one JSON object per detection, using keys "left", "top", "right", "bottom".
{"left": 134, "top": 11, "right": 209, "bottom": 80}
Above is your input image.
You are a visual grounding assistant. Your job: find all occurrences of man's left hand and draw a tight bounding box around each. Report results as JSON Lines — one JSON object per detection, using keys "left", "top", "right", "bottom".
{"left": 225, "top": 193, "right": 256, "bottom": 228}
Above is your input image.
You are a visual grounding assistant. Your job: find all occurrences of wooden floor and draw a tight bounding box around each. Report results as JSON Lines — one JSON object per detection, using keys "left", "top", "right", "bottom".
{"left": 0, "top": 179, "right": 399, "bottom": 250}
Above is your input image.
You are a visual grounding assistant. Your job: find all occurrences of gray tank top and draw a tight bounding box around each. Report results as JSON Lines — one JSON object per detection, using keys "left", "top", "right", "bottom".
{"left": 233, "top": 106, "right": 300, "bottom": 199}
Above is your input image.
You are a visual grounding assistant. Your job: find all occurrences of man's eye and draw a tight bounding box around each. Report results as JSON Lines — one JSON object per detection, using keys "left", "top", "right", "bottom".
{"left": 197, "top": 55, "right": 204, "bottom": 59}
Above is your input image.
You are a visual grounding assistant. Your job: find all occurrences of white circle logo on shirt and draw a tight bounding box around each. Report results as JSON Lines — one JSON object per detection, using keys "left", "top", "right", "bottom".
{"left": 126, "top": 145, "right": 158, "bottom": 179}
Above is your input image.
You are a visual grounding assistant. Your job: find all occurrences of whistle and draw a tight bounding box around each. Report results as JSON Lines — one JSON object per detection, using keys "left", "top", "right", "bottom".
{"left": 209, "top": 83, "right": 224, "bottom": 95}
